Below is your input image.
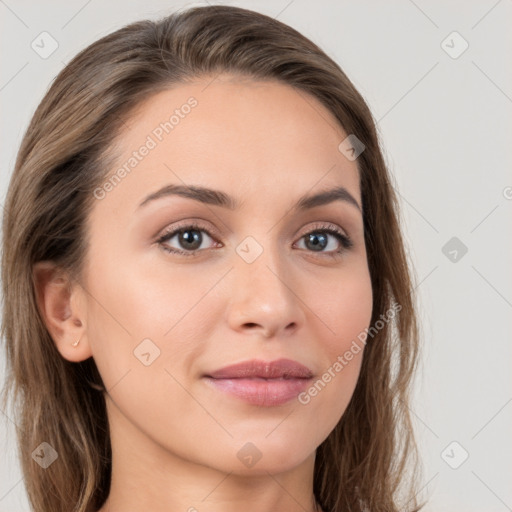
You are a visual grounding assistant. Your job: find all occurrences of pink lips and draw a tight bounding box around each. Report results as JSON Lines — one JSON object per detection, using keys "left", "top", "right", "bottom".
{"left": 203, "top": 358, "right": 313, "bottom": 406}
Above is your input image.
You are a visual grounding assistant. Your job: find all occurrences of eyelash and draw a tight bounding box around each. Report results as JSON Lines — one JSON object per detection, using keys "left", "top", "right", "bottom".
{"left": 156, "top": 221, "right": 353, "bottom": 258}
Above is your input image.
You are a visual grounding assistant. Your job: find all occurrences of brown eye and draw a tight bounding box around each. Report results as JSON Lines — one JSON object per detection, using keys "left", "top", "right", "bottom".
{"left": 157, "top": 222, "right": 219, "bottom": 256}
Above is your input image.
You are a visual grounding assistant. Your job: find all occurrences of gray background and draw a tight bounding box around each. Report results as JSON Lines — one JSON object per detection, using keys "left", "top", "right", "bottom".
{"left": 1, "top": 1, "right": 511, "bottom": 511}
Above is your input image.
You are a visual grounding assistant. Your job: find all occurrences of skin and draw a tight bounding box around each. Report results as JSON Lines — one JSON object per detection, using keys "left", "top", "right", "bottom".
{"left": 34, "top": 74, "right": 373, "bottom": 512}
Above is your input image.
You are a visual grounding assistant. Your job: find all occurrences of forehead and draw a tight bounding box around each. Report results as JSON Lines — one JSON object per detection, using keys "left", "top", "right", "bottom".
{"left": 122, "top": 75, "right": 349, "bottom": 150}
{"left": 94, "top": 74, "right": 361, "bottom": 215}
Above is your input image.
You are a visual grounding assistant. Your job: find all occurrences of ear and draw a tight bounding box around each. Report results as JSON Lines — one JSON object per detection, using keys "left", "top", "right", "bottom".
{"left": 32, "top": 261, "right": 92, "bottom": 362}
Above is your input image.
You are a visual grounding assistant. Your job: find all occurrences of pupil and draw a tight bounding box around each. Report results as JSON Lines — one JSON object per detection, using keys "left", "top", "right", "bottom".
{"left": 307, "top": 233, "right": 326, "bottom": 251}
{"left": 180, "top": 230, "right": 201, "bottom": 249}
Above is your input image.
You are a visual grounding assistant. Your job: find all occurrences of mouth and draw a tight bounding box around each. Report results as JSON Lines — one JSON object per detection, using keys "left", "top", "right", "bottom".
{"left": 203, "top": 358, "right": 314, "bottom": 407}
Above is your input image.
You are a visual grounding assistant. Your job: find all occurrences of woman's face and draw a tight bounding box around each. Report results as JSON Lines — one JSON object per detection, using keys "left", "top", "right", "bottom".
{"left": 78, "top": 74, "right": 373, "bottom": 476}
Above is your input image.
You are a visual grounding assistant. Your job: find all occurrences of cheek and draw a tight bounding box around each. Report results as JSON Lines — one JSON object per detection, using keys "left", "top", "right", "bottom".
{"left": 290, "top": 263, "right": 372, "bottom": 432}
{"left": 86, "top": 245, "right": 213, "bottom": 338}
{"left": 314, "top": 262, "right": 373, "bottom": 356}
{"left": 84, "top": 251, "right": 225, "bottom": 390}
{"left": 84, "top": 261, "right": 208, "bottom": 437}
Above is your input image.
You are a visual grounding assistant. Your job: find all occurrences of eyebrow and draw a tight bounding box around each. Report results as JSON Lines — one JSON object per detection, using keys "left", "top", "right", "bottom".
{"left": 138, "top": 184, "right": 362, "bottom": 213}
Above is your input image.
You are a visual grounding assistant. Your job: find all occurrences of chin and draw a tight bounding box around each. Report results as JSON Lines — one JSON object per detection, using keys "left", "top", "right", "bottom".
{"left": 204, "top": 437, "right": 316, "bottom": 476}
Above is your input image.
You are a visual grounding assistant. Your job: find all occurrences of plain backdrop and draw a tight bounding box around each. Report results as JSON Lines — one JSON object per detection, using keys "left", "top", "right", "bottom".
{"left": 1, "top": 1, "right": 511, "bottom": 511}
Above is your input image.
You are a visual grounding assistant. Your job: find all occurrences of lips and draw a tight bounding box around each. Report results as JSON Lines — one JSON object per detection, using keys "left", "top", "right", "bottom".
{"left": 203, "top": 358, "right": 314, "bottom": 406}
{"left": 205, "top": 358, "right": 313, "bottom": 379}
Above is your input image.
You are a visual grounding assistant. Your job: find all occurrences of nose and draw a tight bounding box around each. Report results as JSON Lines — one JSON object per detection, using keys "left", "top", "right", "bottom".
{"left": 225, "top": 244, "right": 305, "bottom": 339}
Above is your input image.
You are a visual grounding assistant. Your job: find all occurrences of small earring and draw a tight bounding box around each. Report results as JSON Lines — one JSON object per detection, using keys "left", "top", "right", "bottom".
{"left": 72, "top": 336, "right": 81, "bottom": 347}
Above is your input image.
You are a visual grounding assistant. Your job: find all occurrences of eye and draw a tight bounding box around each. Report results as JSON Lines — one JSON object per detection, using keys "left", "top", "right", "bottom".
{"left": 156, "top": 221, "right": 220, "bottom": 257}
{"left": 156, "top": 221, "right": 353, "bottom": 258}
{"left": 294, "top": 223, "right": 353, "bottom": 257}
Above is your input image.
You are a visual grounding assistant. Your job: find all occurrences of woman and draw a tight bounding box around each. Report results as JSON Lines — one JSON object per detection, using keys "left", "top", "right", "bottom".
{"left": 1, "top": 5, "right": 424, "bottom": 512}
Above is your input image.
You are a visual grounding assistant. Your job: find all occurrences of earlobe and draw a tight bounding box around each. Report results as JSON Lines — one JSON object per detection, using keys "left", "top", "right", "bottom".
{"left": 32, "top": 261, "right": 92, "bottom": 362}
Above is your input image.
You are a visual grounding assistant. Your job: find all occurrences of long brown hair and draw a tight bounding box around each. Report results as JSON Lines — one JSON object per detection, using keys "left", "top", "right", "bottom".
{"left": 1, "top": 5, "right": 425, "bottom": 512}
